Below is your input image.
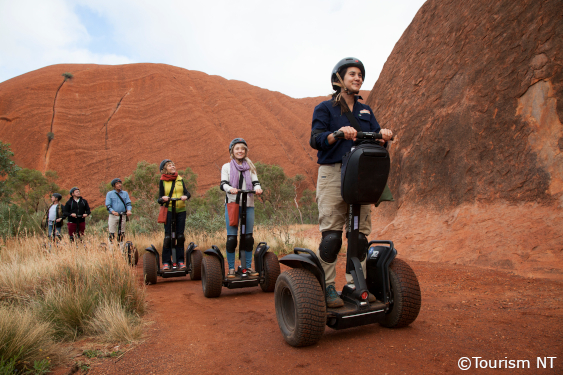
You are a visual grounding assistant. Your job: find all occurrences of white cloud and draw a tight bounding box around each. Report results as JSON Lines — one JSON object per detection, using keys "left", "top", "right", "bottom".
{"left": 0, "top": 0, "right": 426, "bottom": 97}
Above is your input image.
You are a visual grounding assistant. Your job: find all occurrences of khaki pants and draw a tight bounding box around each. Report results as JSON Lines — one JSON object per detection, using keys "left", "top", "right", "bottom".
{"left": 316, "top": 163, "right": 371, "bottom": 287}
{"left": 108, "top": 214, "right": 127, "bottom": 234}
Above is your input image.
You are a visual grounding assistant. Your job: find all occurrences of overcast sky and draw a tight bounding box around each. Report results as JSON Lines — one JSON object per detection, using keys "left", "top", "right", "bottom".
{"left": 0, "top": 0, "right": 426, "bottom": 98}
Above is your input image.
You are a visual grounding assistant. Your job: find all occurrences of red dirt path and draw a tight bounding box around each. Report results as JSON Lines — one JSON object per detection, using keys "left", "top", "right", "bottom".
{"left": 69, "top": 255, "right": 562, "bottom": 375}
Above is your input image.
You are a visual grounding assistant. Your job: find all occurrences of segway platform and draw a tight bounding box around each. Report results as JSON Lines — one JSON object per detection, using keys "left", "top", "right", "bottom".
{"left": 143, "top": 242, "right": 203, "bottom": 284}
{"left": 201, "top": 242, "right": 280, "bottom": 297}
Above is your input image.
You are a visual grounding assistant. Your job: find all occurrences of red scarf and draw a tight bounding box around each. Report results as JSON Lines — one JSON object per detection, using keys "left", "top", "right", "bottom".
{"left": 160, "top": 173, "right": 178, "bottom": 181}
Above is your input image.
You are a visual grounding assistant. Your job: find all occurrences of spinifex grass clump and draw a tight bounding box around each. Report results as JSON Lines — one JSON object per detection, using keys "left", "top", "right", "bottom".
{"left": 0, "top": 305, "right": 58, "bottom": 372}
{"left": 0, "top": 234, "right": 146, "bottom": 370}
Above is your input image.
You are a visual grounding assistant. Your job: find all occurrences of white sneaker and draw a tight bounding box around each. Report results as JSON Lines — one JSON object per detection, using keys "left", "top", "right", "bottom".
{"left": 227, "top": 269, "right": 236, "bottom": 279}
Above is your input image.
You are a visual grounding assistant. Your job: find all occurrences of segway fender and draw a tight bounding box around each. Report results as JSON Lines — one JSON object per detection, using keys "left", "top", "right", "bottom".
{"left": 280, "top": 252, "right": 326, "bottom": 293}
{"left": 254, "top": 242, "right": 269, "bottom": 274}
{"left": 204, "top": 245, "right": 225, "bottom": 278}
{"left": 145, "top": 245, "right": 161, "bottom": 273}
{"left": 186, "top": 242, "right": 197, "bottom": 268}
{"left": 365, "top": 241, "right": 397, "bottom": 304}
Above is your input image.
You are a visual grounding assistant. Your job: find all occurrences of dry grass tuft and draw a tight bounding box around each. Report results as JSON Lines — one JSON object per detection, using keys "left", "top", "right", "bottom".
{"left": 0, "top": 305, "right": 60, "bottom": 370}
{"left": 87, "top": 299, "right": 143, "bottom": 343}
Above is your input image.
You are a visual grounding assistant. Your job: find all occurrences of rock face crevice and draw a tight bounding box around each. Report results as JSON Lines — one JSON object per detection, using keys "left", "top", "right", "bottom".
{"left": 45, "top": 78, "right": 66, "bottom": 171}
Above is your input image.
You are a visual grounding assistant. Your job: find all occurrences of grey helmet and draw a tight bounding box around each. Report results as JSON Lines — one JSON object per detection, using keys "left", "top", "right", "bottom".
{"left": 331, "top": 57, "right": 365, "bottom": 91}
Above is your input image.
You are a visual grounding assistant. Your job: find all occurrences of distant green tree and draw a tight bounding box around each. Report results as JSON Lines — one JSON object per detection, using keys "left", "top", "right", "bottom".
{"left": 0, "top": 141, "right": 20, "bottom": 202}
{"left": 253, "top": 162, "right": 318, "bottom": 249}
{"left": 6, "top": 169, "right": 64, "bottom": 213}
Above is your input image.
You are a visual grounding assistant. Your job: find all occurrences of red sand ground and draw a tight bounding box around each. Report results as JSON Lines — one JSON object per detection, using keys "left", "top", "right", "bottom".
{"left": 54, "top": 255, "right": 562, "bottom": 375}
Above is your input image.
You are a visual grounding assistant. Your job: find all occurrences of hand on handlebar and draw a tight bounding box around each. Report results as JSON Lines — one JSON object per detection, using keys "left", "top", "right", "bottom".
{"left": 380, "top": 129, "right": 393, "bottom": 141}
{"left": 229, "top": 188, "right": 238, "bottom": 194}
{"left": 112, "top": 211, "right": 120, "bottom": 216}
{"left": 181, "top": 195, "right": 188, "bottom": 201}
{"left": 161, "top": 196, "right": 169, "bottom": 202}
{"left": 255, "top": 188, "right": 263, "bottom": 195}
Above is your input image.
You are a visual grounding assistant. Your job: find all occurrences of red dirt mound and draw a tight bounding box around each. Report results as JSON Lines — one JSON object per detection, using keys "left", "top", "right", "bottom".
{"left": 366, "top": 0, "right": 563, "bottom": 279}
{"left": 0, "top": 64, "right": 328, "bottom": 205}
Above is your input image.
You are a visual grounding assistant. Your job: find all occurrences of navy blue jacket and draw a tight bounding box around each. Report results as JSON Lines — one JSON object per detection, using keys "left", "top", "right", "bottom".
{"left": 311, "top": 97, "right": 381, "bottom": 164}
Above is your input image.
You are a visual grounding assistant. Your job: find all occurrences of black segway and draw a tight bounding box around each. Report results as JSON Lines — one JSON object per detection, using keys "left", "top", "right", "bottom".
{"left": 201, "top": 190, "right": 280, "bottom": 298}
{"left": 114, "top": 212, "right": 138, "bottom": 266}
{"left": 143, "top": 198, "right": 202, "bottom": 285}
{"left": 274, "top": 131, "right": 421, "bottom": 347}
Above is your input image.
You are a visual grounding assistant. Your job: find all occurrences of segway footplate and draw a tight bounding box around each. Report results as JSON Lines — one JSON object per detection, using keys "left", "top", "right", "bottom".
{"left": 326, "top": 300, "right": 387, "bottom": 330}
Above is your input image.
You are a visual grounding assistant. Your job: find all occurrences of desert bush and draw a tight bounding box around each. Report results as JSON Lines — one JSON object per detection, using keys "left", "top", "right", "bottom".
{"left": 47, "top": 132, "right": 55, "bottom": 141}
{"left": 0, "top": 141, "right": 20, "bottom": 202}
{"left": 0, "top": 203, "right": 44, "bottom": 238}
{"left": 6, "top": 168, "right": 65, "bottom": 213}
{"left": 90, "top": 205, "right": 108, "bottom": 223}
{"left": 62, "top": 72, "right": 73, "bottom": 80}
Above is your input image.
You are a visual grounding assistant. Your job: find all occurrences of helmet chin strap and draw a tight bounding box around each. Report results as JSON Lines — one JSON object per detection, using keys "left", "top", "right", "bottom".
{"left": 335, "top": 72, "right": 360, "bottom": 95}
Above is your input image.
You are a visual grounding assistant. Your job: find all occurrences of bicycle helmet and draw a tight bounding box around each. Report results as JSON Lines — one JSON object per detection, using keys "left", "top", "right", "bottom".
{"left": 111, "top": 178, "right": 122, "bottom": 187}
{"left": 331, "top": 57, "right": 365, "bottom": 91}
{"left": 229, "top": 138, "right": 247, "bottom": 153}
{"left": 159, "top": 159, "right": 172, "bottom": 173}
{"left": 52, "top": 193, "right": 62, "bottom": 200}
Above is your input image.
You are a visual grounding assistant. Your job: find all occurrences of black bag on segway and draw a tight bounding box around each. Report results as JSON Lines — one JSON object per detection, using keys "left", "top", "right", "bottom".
{"left": 341, "top": 143, "right": 390, "bottom": 205}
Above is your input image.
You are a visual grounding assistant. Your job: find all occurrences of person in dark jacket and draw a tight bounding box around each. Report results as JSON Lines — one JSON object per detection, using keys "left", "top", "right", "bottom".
{"left": 310, "top": 57, "right": 393, "bottom": 308}
{"left": 63, "top": 187, "right": 91, "bottom": 241}
{"left": 157, "top": 159, "right": 191, "bottom": 270}
{"left": 42, "top": 193, "right": 64, "bottom": 241}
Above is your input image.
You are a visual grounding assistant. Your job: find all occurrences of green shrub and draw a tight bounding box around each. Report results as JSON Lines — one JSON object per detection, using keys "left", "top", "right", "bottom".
{"left": 61, "top": 72, "right": 73, "bottom": 80}
{"left": 47, "top": 132, "right": 55, "bottom": 141}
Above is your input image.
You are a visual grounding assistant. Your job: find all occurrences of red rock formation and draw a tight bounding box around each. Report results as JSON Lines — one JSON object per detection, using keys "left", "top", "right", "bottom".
{"left": 0, "top": 64, "right": 328, "bottom": 205}
{"left": 367, "top": 0, "right": 563, "bottom": 278}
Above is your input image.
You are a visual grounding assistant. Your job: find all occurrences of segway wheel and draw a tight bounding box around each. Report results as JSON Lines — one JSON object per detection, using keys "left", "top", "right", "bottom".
{"left": 260, "top": 252, "right": 280, "bottom": 292}
{"left": 201, "top": 255, "right": 222, "bottom": 298}
{"left": 380, "top": 258, "right": 421, "bottom": 328}
{"left": 274, "top": 268, "right": 326, "bottom": 347}
{"left": 143, "top": 252, "right": 158, "bottom": 285}
{"left": 189, "top": 250, "right": 203, "bottom": 281}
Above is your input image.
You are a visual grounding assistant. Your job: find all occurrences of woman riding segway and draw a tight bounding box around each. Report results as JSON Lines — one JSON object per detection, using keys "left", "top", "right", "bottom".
{"left": 220, "top": 138, "right": 263, "bottom": 279}
{"left": 310, "top": 57, "right": 393, "bottom": 308}
{"left": 158, "top": 159, "right": 191, "bottom": 271}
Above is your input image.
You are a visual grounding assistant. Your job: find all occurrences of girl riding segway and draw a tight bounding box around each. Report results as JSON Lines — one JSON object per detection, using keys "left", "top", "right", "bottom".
{"left": 310, "top": 57, "right": 393, "bottom": 307}
{"left": 158, "top": 159, "right": 191, "bottom": 271}
{"left": 220, "top": 138, "right": 263, "bottom": 279}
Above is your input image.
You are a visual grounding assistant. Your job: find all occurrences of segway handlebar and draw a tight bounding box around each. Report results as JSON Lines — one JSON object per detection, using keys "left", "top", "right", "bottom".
{"left": 238, "top": 190, "right": 256, "bottom": 194}
{"left": 333, "top": 130, "right": 394, "bottom": 141}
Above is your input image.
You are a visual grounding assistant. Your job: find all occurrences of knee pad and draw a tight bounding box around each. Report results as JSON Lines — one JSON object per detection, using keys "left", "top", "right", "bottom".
{"left": 226, "top": 235, "right": 237, "bottom": 254}
{"left": 358, "top": 232, "right": 368, "bottom": 262}
{"left": 241, "top": 233, "right": 254, "bottom": 252}
{"left": 177, "top": 234, "right": 185, "bottom": 248}
{"left": 163, "top": 235, "right": 171, "bottom": 249}
{"left": 319, "top": 230, "right": 342, "bottom": 263}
